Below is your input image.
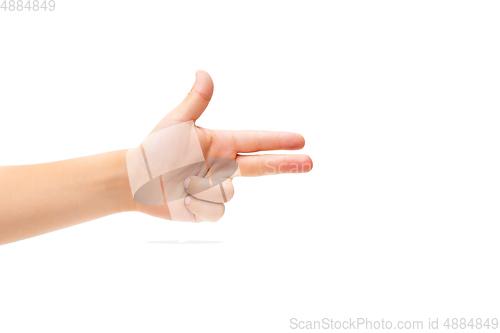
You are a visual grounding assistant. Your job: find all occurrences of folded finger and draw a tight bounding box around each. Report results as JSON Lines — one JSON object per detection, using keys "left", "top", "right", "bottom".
{"left": 185, "top": 196, "right": 225, "bottom": 222}
{"left": 184, "top": 176, "right": 234, "bottom": 203}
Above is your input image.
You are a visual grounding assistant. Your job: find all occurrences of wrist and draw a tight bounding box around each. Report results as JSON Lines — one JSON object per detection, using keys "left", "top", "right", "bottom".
{"left": 106, "top": 149, "right": 137, "bottom": 213}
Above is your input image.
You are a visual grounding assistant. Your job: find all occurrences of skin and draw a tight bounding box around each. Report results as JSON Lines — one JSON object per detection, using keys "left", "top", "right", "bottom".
{"left": 0, "top": 71, "right": 313, "bottom": 245}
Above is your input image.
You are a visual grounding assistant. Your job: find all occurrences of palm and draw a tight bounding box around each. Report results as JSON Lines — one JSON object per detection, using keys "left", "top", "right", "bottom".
{"left": 197, "top": 128, "right": 236, "bottom": 160}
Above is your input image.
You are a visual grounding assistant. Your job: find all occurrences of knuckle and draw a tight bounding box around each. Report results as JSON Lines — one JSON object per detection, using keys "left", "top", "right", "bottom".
{"left": 211, "top": 204, "right": 225, "bottom": 222}
{"left": 190, "top": 89, "right": 210, "bottom": 103}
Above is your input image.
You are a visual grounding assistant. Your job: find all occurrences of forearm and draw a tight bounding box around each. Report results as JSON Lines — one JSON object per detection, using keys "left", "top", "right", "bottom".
{"left": 0, "top": 150, "right": 135, "bottom": 245}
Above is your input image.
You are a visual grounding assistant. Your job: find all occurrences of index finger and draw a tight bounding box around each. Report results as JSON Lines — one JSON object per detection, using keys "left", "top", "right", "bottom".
{"left": 220, "top": 130, "right": 305, "bottom": 153}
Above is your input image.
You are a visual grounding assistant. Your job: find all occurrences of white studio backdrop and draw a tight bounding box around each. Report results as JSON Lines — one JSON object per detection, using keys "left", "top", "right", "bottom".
{"left": 1, "top": 1, "right": 499, "bottom": 332}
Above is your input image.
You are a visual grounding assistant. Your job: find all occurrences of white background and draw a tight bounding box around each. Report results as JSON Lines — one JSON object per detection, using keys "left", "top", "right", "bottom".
{"left": 1, "top": 1, "right": 500, "bottom": 332}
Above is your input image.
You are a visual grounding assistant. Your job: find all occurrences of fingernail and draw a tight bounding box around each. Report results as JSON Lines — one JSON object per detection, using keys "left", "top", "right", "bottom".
{"left": 184, "top": 177, "right": 191, "bottom": 190}
{"left": 185, "top": 196, "right": 191, "bottom": 206}
{"left": 191, "top": 71, "right": 200, "bottom": 91}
